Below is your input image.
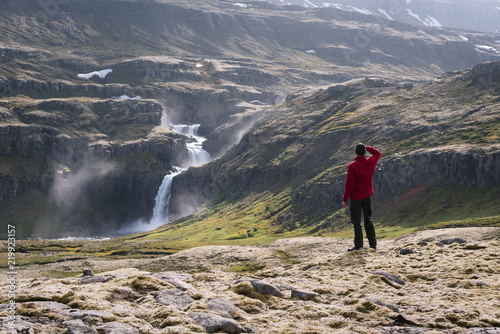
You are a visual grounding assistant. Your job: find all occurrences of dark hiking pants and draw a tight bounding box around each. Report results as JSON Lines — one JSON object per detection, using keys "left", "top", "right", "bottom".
{"left": 350, "top": 196, "right": 377, "bottom": 249}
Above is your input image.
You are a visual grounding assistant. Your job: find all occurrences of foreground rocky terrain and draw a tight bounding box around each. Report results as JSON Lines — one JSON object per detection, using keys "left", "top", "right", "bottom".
{"left": 1, "top": 227, "right": 499, "bottom": 333}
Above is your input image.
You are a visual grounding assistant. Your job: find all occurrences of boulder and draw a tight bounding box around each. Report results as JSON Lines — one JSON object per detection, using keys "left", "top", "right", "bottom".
{"left": 373, "top": 271, "right": 406, "bottom": 286}
{"left": 440, "top": 237, "right": 468, "bottom": 245}
{"left": 188, "top": 312, "right": 247, "bottom": 334}
{"left": 81, "top": 275, "right": 114, "bottom": 285}
{"left": 207, "top": 298, "right": 238, "bottom": 319}
{"left": 95, "top": 322, "right": 139, "bottom": 334}
{"left": 365, "top": 298, "right": 400, "bottom": 313}
{"left": 465, "top": 328, "right": 500, "bottom": 334}
{"left": 155, "top": 289, "right": 195, "bottom": 309}
{"left": 399, "top": 248, "right": 416, "bottom": 255}
{"left": 153, "top": 272, "right": 194, "bottom": 291}
{"left": 0, "top": 317, "right": 35, "bottom": 334}
{"left": 291, "top": 289, "right": 320, "bottom": 301}
{"left": 234, "top": 279, "right": 284, "bottom": 298}
{"left": 64, "top": 320, "right": 94, "bottom": 334}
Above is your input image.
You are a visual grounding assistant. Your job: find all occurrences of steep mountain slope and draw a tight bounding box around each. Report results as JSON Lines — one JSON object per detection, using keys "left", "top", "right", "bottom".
{"left": 140, "top": 61, "right": 500, "bottom": 246}
{"left": 0, "top": 0, "right": 499, "bottom": 238}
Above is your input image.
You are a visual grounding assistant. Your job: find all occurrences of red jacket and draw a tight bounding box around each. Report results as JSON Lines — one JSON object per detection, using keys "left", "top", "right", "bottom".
{"left": 342, "top": 146, "right": 381, "bottom": 202}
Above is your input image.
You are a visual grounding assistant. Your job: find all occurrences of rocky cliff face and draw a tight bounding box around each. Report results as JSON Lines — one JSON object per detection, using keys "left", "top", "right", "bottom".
{"left": 0, "top": 99, "right": 189, "bottom": 237}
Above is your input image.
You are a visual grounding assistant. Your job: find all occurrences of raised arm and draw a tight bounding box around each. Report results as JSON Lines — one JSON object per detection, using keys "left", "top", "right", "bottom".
{"left": 366, "top": 146, "right": 381, "bottom": 163}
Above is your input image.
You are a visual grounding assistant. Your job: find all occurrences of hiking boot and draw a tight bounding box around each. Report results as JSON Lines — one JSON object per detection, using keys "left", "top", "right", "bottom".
{"left": 348, "top": 247, "right": 362, "bottom": 252}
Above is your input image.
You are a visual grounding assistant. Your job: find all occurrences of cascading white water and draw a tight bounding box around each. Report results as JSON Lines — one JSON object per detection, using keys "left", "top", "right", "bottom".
{"left": 150, "top": 167, "right": 184, "bottom": 226}
{"left": 148, "top": 123, "right": 212, "bottom": 227}
{"left": 120, "top": 121, "right": 213, "bottom": 234}
{"left": 172, "top": 124, "right": 212, "bottom": 166}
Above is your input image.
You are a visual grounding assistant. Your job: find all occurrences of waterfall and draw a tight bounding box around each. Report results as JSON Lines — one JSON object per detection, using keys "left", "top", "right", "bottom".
{"left": 120, "top": 121, "right": 212, "bottom": 234}
{"left": 148, "top": 123, "right": 212, "bottom": 227}
{"left": 172, "top": 124, "right": 212, "bottom": 166}
{"left": 150, "top": 167, "right": 184, "bottom": 226}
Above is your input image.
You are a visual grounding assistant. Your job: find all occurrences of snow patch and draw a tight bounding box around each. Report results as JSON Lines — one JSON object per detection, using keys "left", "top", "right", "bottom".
{"left": 113, "top": 95, "right": 142, "bottom": 101}
{"left": 78, "top": 69, "right": 112, "bottom": 80}
{"left": 406, "top": 9, "right": 424, "bottom": 24}
{"left": 459, "top": 35, "right": 469, "bottom": 41}
{"left": 425, "top": 15, "right": 442, "bottom": 27}
{"left": 406, "top": 9, "right": 441, "bottom": 27}
{"left": 304, "top": 0, "right": 318, "bottom": 7}
{"left": 323, "top": 3, "right": 343, "bottom": 9}
{"left": 476, "top": 45, "right": 499, "bottom": 53}
{"left": 378, "top": 8, "right": 393, "bottom": 20}
{"left": 233, "top": 3, "right": 248, "bottom": 8}
{"left": 306, "top": 49, "right": 316, "bottom": 54}
{"left": 346, "top": 5, "right": 372, "bottom": 15}
{"left": 195, "top": 63, "right": 204, "bottom": 68}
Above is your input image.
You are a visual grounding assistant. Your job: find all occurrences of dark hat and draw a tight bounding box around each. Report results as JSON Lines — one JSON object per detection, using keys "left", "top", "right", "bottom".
{"left": 355, "top": 143, "right": 366, "bottom": 155}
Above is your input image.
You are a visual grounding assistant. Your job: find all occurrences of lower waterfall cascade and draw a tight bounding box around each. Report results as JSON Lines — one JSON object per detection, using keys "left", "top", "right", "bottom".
{"left": 148, "top": 123, "right": 212, "bottom": 228}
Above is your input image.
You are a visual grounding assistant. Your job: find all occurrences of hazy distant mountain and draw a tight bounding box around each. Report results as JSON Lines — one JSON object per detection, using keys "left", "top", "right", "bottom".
{"left": 260, "top": 0, "right": 500, "bottom": 33}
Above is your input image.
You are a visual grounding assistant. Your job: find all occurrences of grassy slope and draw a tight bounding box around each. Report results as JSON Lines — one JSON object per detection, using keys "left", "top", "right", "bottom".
{"left": 134, "top": 71, "right": 500, "bottom": 247}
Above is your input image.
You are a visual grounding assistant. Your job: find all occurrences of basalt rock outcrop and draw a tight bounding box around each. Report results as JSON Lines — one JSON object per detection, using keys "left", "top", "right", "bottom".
{"left": 0, "top": 99, "right": 189, "bottom": 237}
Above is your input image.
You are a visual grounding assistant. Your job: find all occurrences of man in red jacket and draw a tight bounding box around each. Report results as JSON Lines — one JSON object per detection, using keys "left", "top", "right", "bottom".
{"left": 342, "top": 143, "right": 381, "bottom": 251}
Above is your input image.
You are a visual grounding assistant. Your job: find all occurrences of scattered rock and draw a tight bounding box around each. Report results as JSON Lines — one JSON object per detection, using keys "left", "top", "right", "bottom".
{"left": 234, "top": 279, "right": 284, "bottom": 298}
{"left": 153, "top": 272, "right": 194, "bottom": 291}
{"left": 365, "top": 298, "right": 400, "bottom": 313}
{"left": 95, "top": 322, "right": 139, "bottom": 334}
{"left": 275, "top": 284, "right": 293, "bottom": 291}
{"left": 208, "top": 298, "right": 238, "bottom": 319}
{"left": 82, "top": 269, "right": 94, "bottom": 277}
{"left": 107, "top": 287, "right": 140, "bottom": 302}
{"left": 188, "top": 312, "right": 247, "bottom": 334}
{"left": 0, "top": 317, "right": 35, "bottom": 334}
{"left": 155, "top": 289, "right": 195, "bottom": 309}
{"left": 418, "top": 241, "right": 428, "bottom": 246}
{"left": 440, "top": 237, "right": 467, "bottom": 245}
{"left": 81, "top": 275, "right": 114, "bottom": 285}
{"left": 65, "top": 309, "right": 116, "bottom": 323}
{"left": 399, "top": 248, "right": 416, "bottom": 255}
{"left": 243, "top": 325, "right": 257, "bottom": 333}
{"left": 64, "top": 320, "right": 94, "bottom": 334}
{"left": 393, "top": 314, "right": 420, "bottom": 326}
{"left": 464, "top": 244, "right": 487, "bottom": 250}
{"left": 291, "top": 289, "right": 320, "bottom": 301}
{"left": 465, "top": 328, "right": 500, "bottom": 334}
{"left": 373, "top": 271, "right": 406, "bottom": 286}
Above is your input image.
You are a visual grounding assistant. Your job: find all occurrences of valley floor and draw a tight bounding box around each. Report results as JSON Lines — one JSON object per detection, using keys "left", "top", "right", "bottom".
{"left": 1, "top": 227, "right": 499, "bottom": 333}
